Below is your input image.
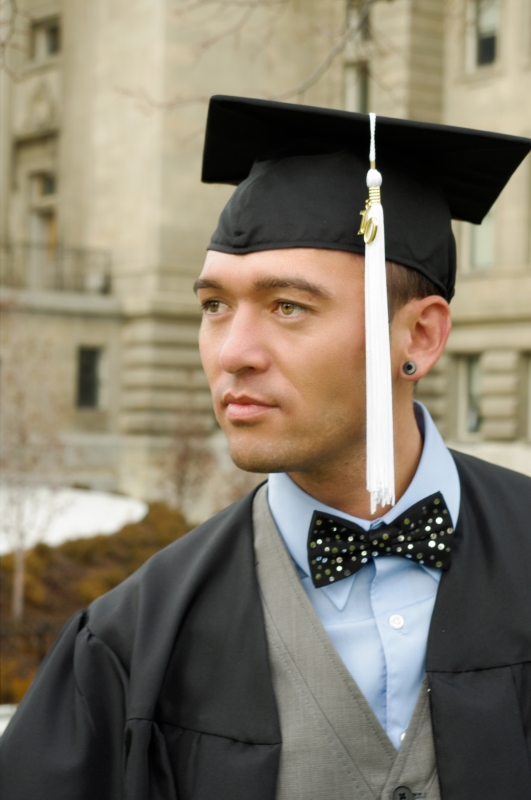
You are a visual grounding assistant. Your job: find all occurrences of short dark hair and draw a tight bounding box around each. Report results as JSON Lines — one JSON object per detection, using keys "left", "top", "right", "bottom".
{"left": 386, "top": 260, "right": 444, "bottom": 319}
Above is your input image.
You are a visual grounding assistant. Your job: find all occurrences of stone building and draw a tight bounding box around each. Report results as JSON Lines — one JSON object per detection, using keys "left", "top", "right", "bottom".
{"left": 0, "top": 0, "right": 529, "bottom": 512}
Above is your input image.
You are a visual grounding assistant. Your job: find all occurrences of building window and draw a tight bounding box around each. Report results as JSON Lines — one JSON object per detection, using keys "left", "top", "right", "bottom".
{"left": 476, "top": 0, "right": 499, "bottom": 66}
{"left": 347, "top": 0, "right": 371, "bottom": 41}
{"left": 28, "top": 172, "right": 58, "bottom": 279}
{"left": 30, "top": 17, "right": 61, "bottom": 61}
{"left": 456, "top": 355, "right": 483, "bottom": 438}
{"left": 344, "top": 62, "right": 370, "bottom": 113}
{"left": 77, "top": 347, "right": 100, "bottom": 408}
{"left": 30, "top": 209, "right": 57, "bottom": 248}
{"left": 470, "top": 209, "right": 495, "bottom": 270}
{"left": 457, "top": 355, "right": 483, "bottom": 436}
{"left": 40, "top": 173, "right": 56, "bottom": 196}
{"left": 31, "top": 171, "right": 57, "bottom": 201}
{"left": 465, "top": 356, "right": 482, "bottom": 432}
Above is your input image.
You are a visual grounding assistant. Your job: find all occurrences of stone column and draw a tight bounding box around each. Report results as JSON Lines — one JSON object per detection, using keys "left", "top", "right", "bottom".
{"left": 118, "top": 304, "right": 214, "bottom": 500}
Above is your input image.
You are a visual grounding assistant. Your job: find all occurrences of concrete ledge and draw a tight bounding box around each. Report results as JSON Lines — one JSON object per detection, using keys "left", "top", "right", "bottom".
{"left": 0, "top": 288, "right": 122, "bottom": 317}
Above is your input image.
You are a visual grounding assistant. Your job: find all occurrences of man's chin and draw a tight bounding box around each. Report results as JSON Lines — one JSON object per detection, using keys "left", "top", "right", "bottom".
{"left": 226, "top": 435, "right": 296, "bottom": 474}
{"left": 228, "top": 447, "right": 287, "bottom": 475}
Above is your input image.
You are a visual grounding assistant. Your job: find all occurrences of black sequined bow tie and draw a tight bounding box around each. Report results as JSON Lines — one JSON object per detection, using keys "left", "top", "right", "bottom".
{"left": 308, "top": 492, "right": 454, "bottom": 588}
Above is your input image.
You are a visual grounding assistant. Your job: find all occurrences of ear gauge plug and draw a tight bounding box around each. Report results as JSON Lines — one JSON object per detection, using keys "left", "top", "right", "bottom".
{"left": 402, "top": 361, "right": 417, "bottom": 376}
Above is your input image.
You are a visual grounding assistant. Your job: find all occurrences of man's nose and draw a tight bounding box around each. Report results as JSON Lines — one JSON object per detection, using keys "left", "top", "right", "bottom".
{"left": 218, "top": 307, "right": 270, "bottom": 375}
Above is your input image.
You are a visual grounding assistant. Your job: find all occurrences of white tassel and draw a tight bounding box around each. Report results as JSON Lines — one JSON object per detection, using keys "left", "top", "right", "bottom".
{"left": 363, "top": 113, "right": 395, "bottom": 513}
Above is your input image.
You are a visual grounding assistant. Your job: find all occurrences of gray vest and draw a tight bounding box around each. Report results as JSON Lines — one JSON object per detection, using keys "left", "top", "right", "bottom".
{"left": 253, "top": 485, "right": 441, "bottom": 800}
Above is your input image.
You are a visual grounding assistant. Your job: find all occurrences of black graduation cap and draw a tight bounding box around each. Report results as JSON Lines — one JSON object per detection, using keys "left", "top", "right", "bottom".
{"left": 202, "top": 95, "right": 531, "bottom": 302}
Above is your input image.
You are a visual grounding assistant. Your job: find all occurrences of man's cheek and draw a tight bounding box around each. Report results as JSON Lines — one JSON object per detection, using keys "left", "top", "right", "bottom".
{"left": 201, "top": 350, "right": 220, "bottom": 385}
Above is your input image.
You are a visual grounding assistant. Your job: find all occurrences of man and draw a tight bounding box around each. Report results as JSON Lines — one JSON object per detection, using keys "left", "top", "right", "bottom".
{"left": 1, "top": 97, "right": 531, "bottom": 800}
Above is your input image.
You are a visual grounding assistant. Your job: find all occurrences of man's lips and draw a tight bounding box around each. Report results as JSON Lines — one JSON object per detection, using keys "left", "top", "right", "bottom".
{"left": 222, "top": 394, "right": 278, "bottom": 422}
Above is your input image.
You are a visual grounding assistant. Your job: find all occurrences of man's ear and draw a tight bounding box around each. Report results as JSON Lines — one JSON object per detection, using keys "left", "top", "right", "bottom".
{"left": 390, "top": 295, "right": 452, "bottom": 381}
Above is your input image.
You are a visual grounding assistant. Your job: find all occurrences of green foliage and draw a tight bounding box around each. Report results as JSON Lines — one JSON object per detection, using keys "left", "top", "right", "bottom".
{"left": 0, "top": 503, "right": 190, "bottom": 703}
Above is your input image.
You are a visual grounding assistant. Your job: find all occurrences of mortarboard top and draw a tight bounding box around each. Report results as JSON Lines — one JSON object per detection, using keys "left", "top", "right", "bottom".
{"left": 202, "top": 95, "right": 531, "bottom": 223}
{"left": 202, "top": 96, "right": 531, "bottom": 301}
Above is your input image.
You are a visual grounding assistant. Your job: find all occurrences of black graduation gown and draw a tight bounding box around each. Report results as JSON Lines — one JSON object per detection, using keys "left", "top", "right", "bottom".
{"left": 1, "top": 450, "right": 531, "bottom": 800}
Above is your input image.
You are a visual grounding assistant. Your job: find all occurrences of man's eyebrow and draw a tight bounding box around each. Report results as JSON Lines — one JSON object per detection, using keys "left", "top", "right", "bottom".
{"left": 193, "top": 278, "right": 223, "bottom": 294}
{"left": 193, "top": 275, "right": 331, "bottom": 299}
{"left": 253, "top": 276, "right": 331, "bottom": 299}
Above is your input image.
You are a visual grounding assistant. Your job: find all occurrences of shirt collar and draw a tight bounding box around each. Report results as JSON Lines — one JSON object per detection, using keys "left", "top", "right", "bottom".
{"left": 267, "top": 401, "right": 461, "bottom": 611}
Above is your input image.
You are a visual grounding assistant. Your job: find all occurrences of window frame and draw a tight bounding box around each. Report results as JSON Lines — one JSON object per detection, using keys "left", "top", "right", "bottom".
{"left": 463, "top": 0, "right": 503, "bottom": 75}
{"left": 29, "top": 16, "right": 61, "bottom": 64}
{"left": 457, "top": 206, "right": 498, "bottom": 276}
{"left": 475, "top": 0, "right": 500, "bottom": 67}
{"left": 344, "top": 61, "right": 370, "bottom": 114}
{"left": 455, "top": 354, "right": 484, "bottom": 441}
{"left": 76, "top": 346, "right": 101, "bottom": 410}
{"left": 469, "top": 208, "right": 496, "bottom": 272}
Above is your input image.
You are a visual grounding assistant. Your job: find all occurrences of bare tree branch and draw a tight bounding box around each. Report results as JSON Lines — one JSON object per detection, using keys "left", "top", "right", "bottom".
{"left": 250, "top": 0, "right": 289, "bottom": 57}
{"left": 0, "top": 301, "right": 68, "bottom": 622}
{"left": 172, "top": 0, "right": 290, "bottom": 54}
{"left": 270, "top": 25, "right": 357, "bottom": 100}
{"left": 0, "top": 0, "right": 19, "bottom": 76}
{"left": 0, "top": 0, "right": 18, "bottom": 53}
{"left": 198, "top": 5, "right": 255, "bottom": 51}
{"left": 117, "top": 1, "right": 375, "bottom": 113}
{"left": 270, "top": 0, "right": 377, "bottom": 101}
{"left": 0, "top": 0, "right": 35, "bottom": 79}
{"left": 157, "top": 400, "right": 215, "bottom": 513}
{"left": 114, "top": 86, "right": 211, "bottom": 114}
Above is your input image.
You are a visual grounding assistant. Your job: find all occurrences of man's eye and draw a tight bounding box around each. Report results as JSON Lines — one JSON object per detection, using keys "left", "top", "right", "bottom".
{"left": 203, "top": 300, "right": 225, "bottom": 314}
{"left": 278, "top": 302, "right": 304, "bottom": 316}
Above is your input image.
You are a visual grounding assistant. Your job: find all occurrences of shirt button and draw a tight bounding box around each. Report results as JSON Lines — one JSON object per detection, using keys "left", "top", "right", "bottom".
{"left": 400, "top": 731, "right": 406, "bottom": 742}
{"left": 389, "top": 614, "right": 405, "bottom": 630}
{"left": 393, "top": 788, "right": 413, "bottom": 800}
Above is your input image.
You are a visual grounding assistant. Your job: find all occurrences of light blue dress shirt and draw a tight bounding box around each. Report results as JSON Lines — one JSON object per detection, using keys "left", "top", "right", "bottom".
{"left": 267, "top": 402, "right": 460, "bottom": 750}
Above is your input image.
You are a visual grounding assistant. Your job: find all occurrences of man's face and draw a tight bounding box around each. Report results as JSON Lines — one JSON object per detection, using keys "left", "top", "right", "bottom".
{"left": 196, "top": 248, "right": 368, "bottom": 475}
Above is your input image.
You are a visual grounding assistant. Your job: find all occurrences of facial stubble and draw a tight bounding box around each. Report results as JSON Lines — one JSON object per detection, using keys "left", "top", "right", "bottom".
{"left": 222, "top": 404, "right": 366, "bottom": 477}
